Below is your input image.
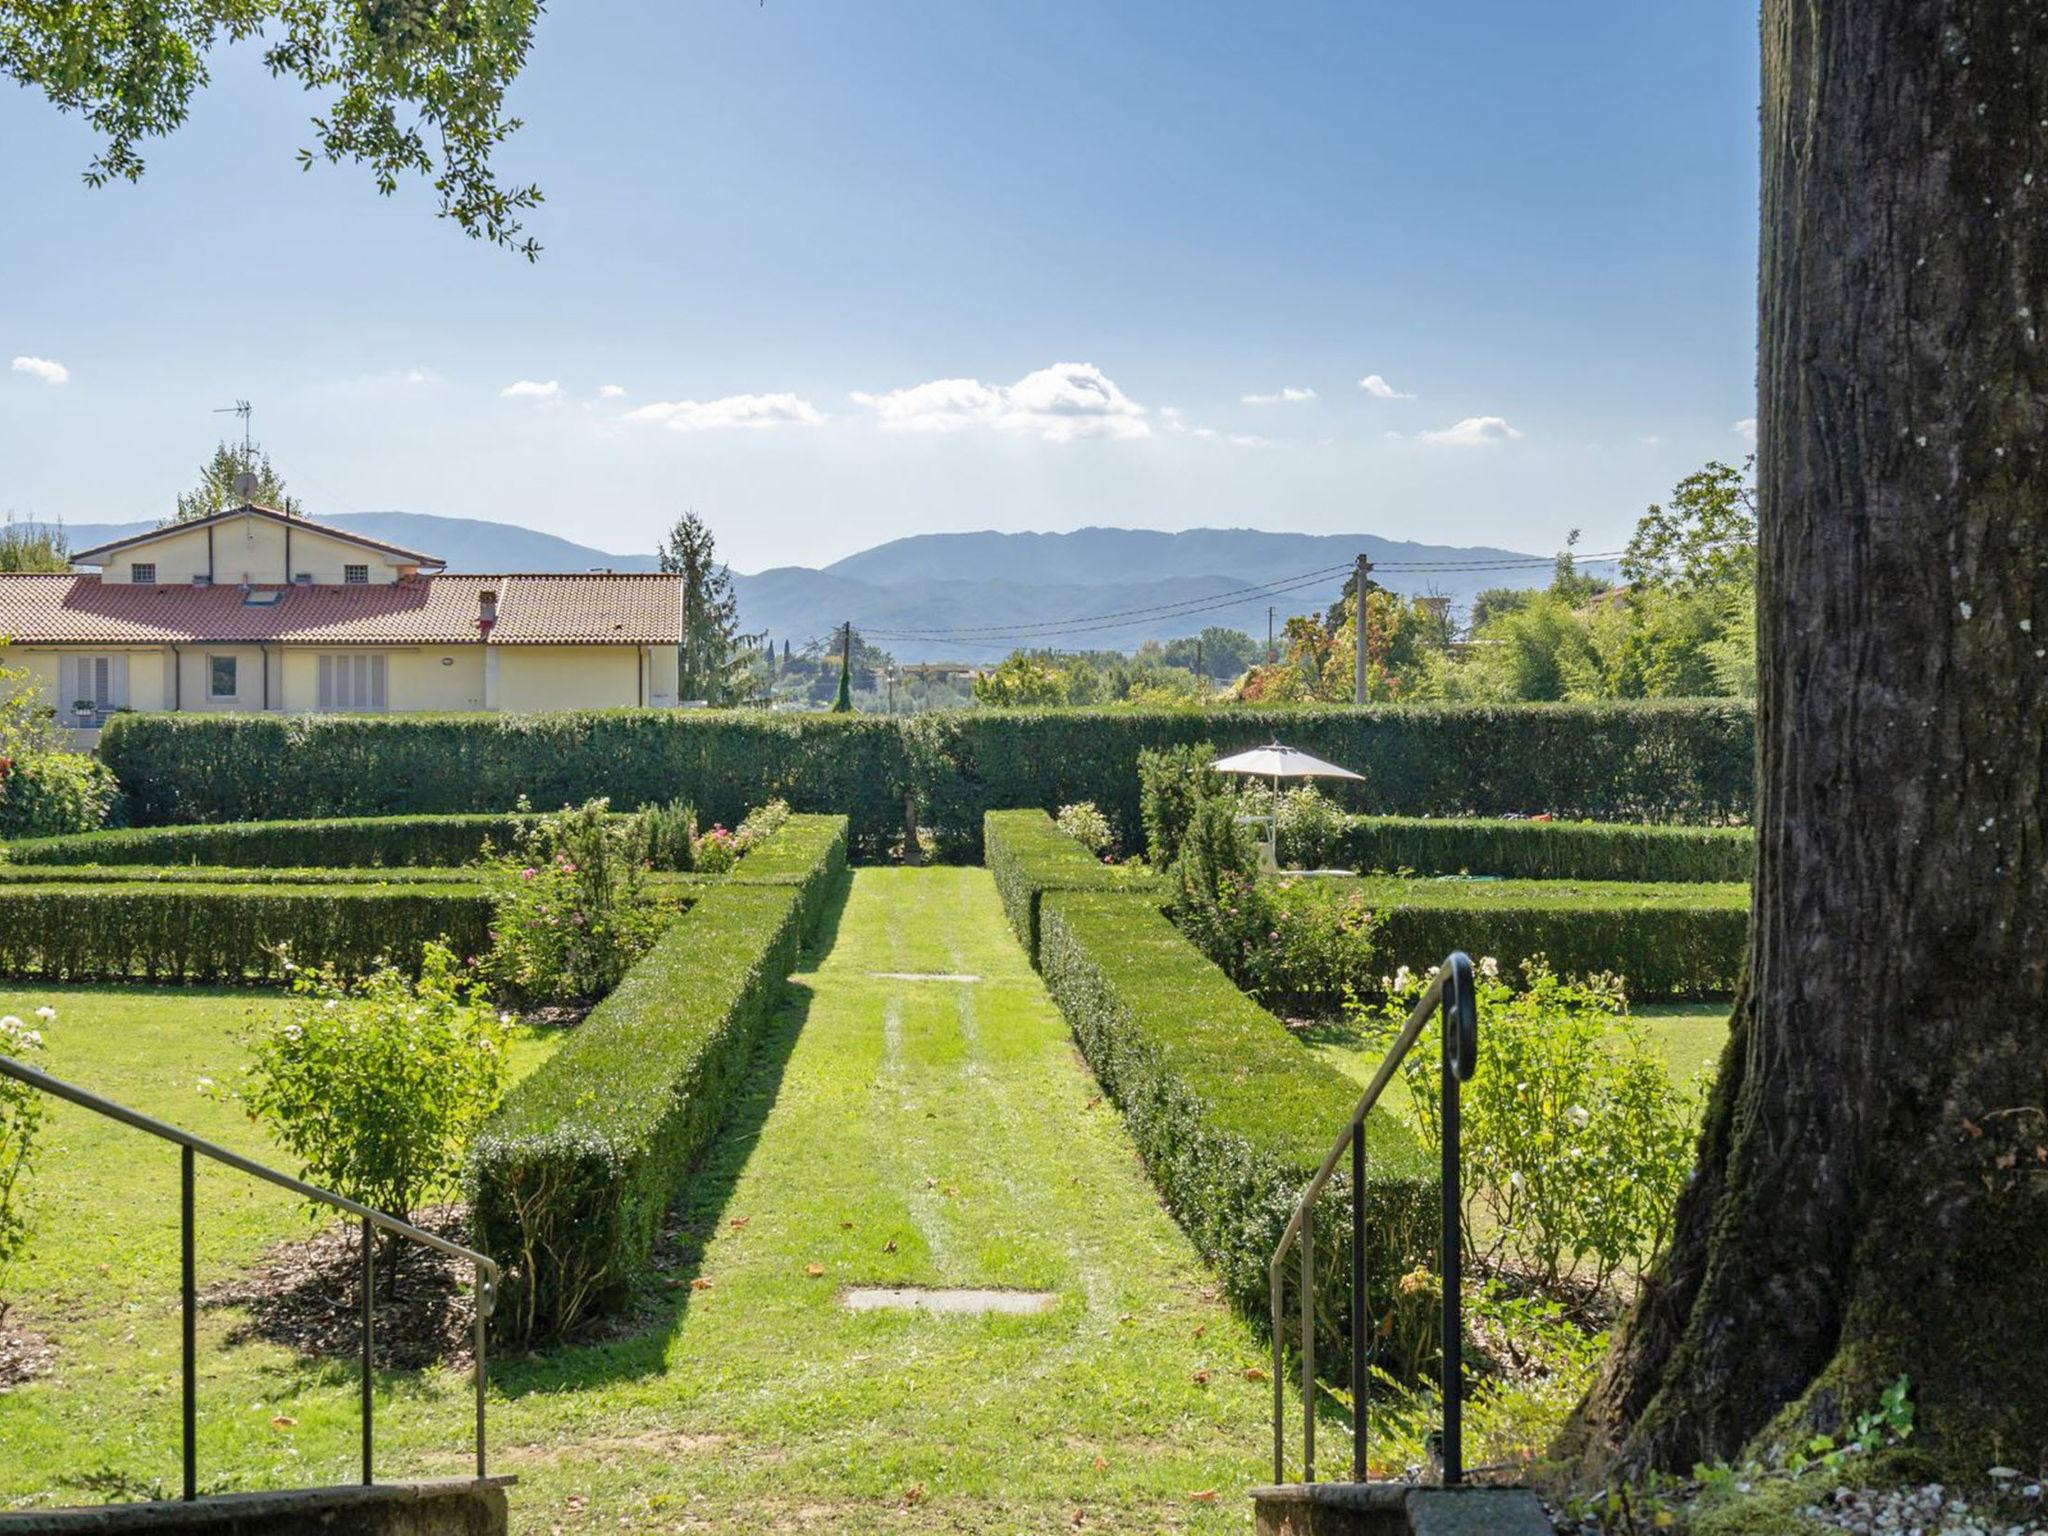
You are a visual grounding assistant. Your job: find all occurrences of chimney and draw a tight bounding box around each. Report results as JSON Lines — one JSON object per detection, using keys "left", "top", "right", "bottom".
{"left": 478, "top": 589, "right": 498, "bottom": 632}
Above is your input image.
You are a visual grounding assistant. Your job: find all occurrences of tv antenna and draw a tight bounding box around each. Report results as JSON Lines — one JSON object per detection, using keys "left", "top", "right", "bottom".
{"left": 213, "top": 399, "right": 253, "bottom": 455}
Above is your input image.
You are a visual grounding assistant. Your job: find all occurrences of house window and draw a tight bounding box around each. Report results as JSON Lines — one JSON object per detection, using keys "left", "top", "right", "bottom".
{"left": 209, "top": 656, "right": 238, "bottom": 699}
{"left": 344, "top": 564, "right": 370, "bottom": 585}
{"left": 131, "top": 562, "right": 156, "bottom": 585}
{"left": 317, "top": 653, "right": 388, "bottom": 711}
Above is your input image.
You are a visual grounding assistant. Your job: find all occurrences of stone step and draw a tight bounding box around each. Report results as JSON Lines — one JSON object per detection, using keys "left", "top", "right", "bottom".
{"left": 0, "top": 1478, "right": 512, "bottom": 1536}
{"left": 1252, "top": 1481, "right": 1551, "bottom": 1536}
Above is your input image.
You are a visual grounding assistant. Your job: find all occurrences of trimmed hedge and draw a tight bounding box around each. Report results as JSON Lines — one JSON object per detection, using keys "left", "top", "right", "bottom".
{"left": 98, "top": 702, "right": 1755, "bottom": 855}
{"left": 0, "top": 864, "right": 483, "bottom": 886}
{"left": 3, "top": 813, "right": 535, "bottom": 869}
{"left": 984, "top": 809, "right": 1164, "bottom": 962}
{"left": 0, "top": 882, "right": 494, "bottom": 982}
{"left": 1283, "top": 876, "right": 1749, "bottom": 1004}
{"left": 468, "top": 814, "right": 849, "bottom": 1343}
{"left": 1332, "top": 815, "right": 1753, "bottom": 884}
{"left": 1033, "top": 888, "right": 1437, "bottom": 1364}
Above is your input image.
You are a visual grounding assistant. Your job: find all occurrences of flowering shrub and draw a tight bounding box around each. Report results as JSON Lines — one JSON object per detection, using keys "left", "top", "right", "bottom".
{"left": 0, "top": 1006, "right": 52, "bottom": 1322}
{"left": 480, "top": 799, "right": 676, "bottom": 1006}
{"left": 1353, "top": 959, "right": 1700, "bottom": 1291}
{"left": 1054, "top": 801, "right": 1115, "bottom": 857}
{"left": 690, "top": 798, "right": 792, "bottom": 876}
{"left": 1274, "top": 785, "right": 1349, "bottom": 869}
{"left": 1170, "top": 799, "right": 1380, "bottom": 1010}
{"left": 240, "top": 943, "right": 506, "bottom": 1279}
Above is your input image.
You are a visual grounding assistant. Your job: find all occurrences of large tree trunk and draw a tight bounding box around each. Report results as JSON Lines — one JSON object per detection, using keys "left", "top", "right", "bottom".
{"left": 1572, "top": 0, "right": 2048, "bottom": 1477}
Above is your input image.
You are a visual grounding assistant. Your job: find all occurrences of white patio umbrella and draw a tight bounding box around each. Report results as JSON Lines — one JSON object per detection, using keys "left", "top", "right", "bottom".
{"left": 1210, "top": 743, "right": 1363, "bottom": 869}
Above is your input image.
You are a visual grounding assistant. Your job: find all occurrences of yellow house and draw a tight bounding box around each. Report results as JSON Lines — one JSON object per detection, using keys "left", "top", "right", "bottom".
{"left": 0, "top": 504, "right": 684, "bottom": 724}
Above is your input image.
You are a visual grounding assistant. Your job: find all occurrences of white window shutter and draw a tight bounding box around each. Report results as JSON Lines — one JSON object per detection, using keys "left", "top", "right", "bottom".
{"left": 318, "top": 655, "right": 334, "bottom": 709}
{"left": 369, "top": 654, "right": 387, "bottom": 710}
{"left": 112, "top": 655, "right": 130, "bottom": 708}
{"left": 58, "top": 656, "right": 76, "bottom": 710}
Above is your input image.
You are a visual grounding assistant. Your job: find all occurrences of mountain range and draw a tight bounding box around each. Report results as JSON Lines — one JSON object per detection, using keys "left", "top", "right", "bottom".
{"left": 46, "top": 513, "right": 1602, "bottom": 663}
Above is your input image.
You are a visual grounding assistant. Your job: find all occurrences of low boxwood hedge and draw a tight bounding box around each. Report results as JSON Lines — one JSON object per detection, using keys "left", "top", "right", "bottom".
{"left": 984, "top": 808, "right": 1164, "bottom": 962}
{"left": 0, "top": 864, "right": 484, "bottom": 886}
{"left": 1034, "top": 888, "right": 1438, "bottom": 1364}
{"left": 2, "top": 813, "right": 535, "bottom": 869}
{"left": 1280, "top": 876, "right": 1748, "bottom": 1004}
{"left": 0, "top": 882, "right": 495, "bottom": 982}
{"left": 467, "top": 814, "right": 849, "bottom": 1343}
{"left": 1331, "top": 815, "right": 1753, "bottom": 884}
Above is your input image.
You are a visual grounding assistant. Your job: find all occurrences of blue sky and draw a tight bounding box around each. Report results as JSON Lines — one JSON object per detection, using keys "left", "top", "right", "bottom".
{"left": 0, "top": 1, "right": 1759, "bottom": 573}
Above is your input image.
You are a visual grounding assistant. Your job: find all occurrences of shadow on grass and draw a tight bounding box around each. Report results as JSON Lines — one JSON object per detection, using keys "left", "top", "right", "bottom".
{"left": 486, "top": 872, "right": 851, "bottom": 1398}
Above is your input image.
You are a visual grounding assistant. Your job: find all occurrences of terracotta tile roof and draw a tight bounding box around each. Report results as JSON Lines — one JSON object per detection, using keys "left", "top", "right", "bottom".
{"left": 0, "top": 574, "right": 682, "bottom": 647}
{"left": 68, "top": 504, "right": 447, "bottom": 568}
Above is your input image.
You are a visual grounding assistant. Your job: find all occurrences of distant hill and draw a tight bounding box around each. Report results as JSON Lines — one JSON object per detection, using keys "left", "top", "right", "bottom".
{"left": 40, "top": 513, "right": 1600, "bottom": 663}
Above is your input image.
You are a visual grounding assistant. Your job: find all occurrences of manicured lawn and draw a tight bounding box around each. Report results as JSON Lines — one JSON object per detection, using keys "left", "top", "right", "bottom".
{"left": 1, "top": 871, "right": 1290, "bottom": 1532}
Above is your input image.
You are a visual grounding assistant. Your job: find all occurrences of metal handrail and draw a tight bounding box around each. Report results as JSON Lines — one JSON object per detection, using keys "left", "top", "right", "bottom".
{"left": 0, "top": 1053, "right": 500, "bottom": 1501}
{"left": 1268, "top": 951, "right": 1476, "bottom": 1487}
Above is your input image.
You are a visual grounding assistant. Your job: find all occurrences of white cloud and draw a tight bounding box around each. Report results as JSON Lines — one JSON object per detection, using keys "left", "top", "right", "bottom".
{"left": 598, "top": 383, "right": 627, "bottom": 399}
{"left": 11, "top": 355, "right": 69, "bottom": 386}
{"left": 501, "top": 379, "right": 563, "bottom": 401}
{"left": 852, "top": 361, "right": 1148, "bottom": 442}
{"left": 1242, "top": 386, "right": 1316, "bottom": 405}
{"left": 623, "top": 392, "right": 824, "bottom": 432}
{"left": 400, "top": 366, "right": 441, "bottom": 386}
{"left": 1733, "top": 416, "right": 1757, "bottom": 442}
{"left": 1358, "top": 373, "right": 1414, "bottom": 400}
{"left": 1414, "top": 415, "right": 1524, "bottom": 447}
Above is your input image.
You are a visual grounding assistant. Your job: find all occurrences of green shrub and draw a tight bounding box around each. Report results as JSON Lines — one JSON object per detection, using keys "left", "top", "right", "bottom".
{"left": 1054, "top": 801, "right": 1114, "bottom": 856}
{"left": 1332, "top": 815, "right": 1753, "bottom": 883}
{"left": 1338, "top": 877, "right": 1748, "bottom": 1004}
{"left": 99, "top": 702, "right": 1756, "bottom": 854}
{"left": 0, "top": 864, "right": 480, "bottom": 886}
{"left": 1172, "top": 802, "right": 1380, "bottom": 1011}
{"left": 982, "top": 809, "right": 1163, "bottom": 962}
{"left": 1035, "top": 889, "right": 1437, "bottom": 1375}
{"left": 1136, "top": 741, "right": 1226, "bottom": 864}
{"left": 633, "top": 800, "right": 698, "bottom": 872}
{"left": 0, "top": 1007, "right": 50, "bottom": 1323}
{"left": 3, "top": 813, "right": 535, "bottom": 868}
{"left": 0, "top": 883, "right": 494, "bottom": 982}
{"left": 1274, "top": 786, "right": 1349, "bottom": 869}
{"left": 239, "top": 942, "right": 508, "bottom": 1283}
{"left": 467, "top": 815, "right": 848, "bottom": 1342}
{"left": 479, "top": 800, "right": 677, "bottom": 1008}
{"left": 1355, "top": 961, "right": 1701, "bottom": 1291}
{"left": 0, "top": 752, "right": 120, "bottom": 839}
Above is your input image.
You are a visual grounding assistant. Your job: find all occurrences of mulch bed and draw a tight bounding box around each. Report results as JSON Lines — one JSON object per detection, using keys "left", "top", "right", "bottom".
{"left": 201, "top": 1204, "right": 481, "bottom": 1371}
{"left": 0, "top": 1310, "right": 56, "bottom": 1390}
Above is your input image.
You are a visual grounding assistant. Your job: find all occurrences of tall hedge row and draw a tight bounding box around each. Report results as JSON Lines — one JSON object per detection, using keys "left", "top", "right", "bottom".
{"left": 984, "top": 808, "right": 1165, "bottom": 962}
{"left": 0, "top": 883, "right": 494, "bottom": 982}
{"left": 98, "top": 702, "right": 1754, "bottom": 856}
{"left": 468, "top": 814, "right": 849, "bottom": 1342}
{"left": 1035, "top": 889, "right": 1437, "bottom": 1363}
{"left": 3, "top": 813, "right": 535, "bottom": 868}
{"left": 1333, "top": 816, "right": 1754, "bottom": 884}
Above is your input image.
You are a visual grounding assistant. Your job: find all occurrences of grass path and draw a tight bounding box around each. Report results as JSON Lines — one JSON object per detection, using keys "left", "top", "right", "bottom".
{"left": 1, "top": 870, "right": 1280, "bottom": 1533}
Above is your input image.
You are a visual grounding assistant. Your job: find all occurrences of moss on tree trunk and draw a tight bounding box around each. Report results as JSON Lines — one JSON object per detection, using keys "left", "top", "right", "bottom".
{"left": 1570, "top": 0, "right": 2048, "bottom": 1479}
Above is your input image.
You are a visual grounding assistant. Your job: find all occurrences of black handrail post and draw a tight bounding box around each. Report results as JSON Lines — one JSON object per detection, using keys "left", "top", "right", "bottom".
{"left": 180, "top": 1145, "right": 196, "bottom": 1503}
{"left": 361, "top": 1217, "right": 374, "bottom": 1486}
{"left": 1440, "top": 1040, "right": 1462, "bottom": 1485}
{"left": 1350, "top": 1128, "right": 1366, "bottom": 1483}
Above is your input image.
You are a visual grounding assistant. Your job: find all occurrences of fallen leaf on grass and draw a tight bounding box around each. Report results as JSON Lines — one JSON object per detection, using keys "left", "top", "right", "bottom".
{"left": 1085, "top": 1094, "right": 1102, "bottom": 1110}
{"left": 1191, "top": 1369, "right": 1212, "bottom": 1386}
{"left": 269, "top": 1415, "right": 297, "bottom": 1430}
{"left": 944, "top": 1186, "right": 959, "bottom": 1198}
{"left": 1189, "top": 1489, "right": 1217, "bottom": 1503}
{"left": 839, "top": 1220, "right": 854, "bottom": 1230}
{"left": 1092, "top": 1455, "right": 1109, "bottom": 1471}
{"left": 902, "top": 1483, "right": 925, "bottom": 1507}
{"left": 1117, "top": 1313, "right": 1135, "bottom": 1325}
{"left": 1245, "top": 1367, "right": 1269, "bottom": 1382}
{"left": 1071, "top": 1508, "right": 1086, "bottom": 1527}
{"left": 1193, "top": 1324, "right": 1206, "bottom": 1339}
{"left": 690, "top": 1277, "right": 714, "bottom": 1291}
{"left": 729, "top": 1216, "right": 751, "bottom": 1229}
{"left": 805, "top": 1264, "right": 825, "bottom": 1277}
{"left": 882, "top": 1238, "right": 898, "bottom": 1254}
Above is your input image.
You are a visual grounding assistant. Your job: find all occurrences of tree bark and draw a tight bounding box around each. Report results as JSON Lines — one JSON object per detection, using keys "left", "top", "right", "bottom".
{"left": 1572, "top": 0, "right": 2048, "bottom": 1477}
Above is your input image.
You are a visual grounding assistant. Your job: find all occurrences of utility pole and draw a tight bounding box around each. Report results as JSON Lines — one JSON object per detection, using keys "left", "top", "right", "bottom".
{"left": 1195, "top": 635, "right": 1203, "bottom": 679}
{"left": 1353, "top": 553, "right": 1374, "bottom": 705}
{"left": 1267, "top": 607, "right": 1277, "bottom": 665}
